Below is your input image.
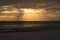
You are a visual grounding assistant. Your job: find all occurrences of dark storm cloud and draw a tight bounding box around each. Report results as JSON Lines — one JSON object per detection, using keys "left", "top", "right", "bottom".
{"left": 0, "top": 0, "right": 60, "bottom": 12}
{"left": 0, "top": 0, "right": 60, "bottom": 11}
{"left": 0, "top": 0, "right": 60, "bottom": 5}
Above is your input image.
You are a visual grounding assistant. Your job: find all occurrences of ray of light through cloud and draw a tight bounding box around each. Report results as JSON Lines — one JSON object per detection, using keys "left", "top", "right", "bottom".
{"left": 0, "top": 0, "right": 60, "bottom": 21}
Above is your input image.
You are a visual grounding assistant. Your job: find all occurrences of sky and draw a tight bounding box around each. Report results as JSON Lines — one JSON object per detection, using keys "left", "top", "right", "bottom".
{"left": 0, "top": 0, "right": 60, "bottom": 21}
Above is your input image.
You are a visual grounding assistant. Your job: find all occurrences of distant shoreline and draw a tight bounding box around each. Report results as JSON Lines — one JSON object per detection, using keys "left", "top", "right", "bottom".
{"left": 0, "top": 21, "right": 60, "bottom": 25}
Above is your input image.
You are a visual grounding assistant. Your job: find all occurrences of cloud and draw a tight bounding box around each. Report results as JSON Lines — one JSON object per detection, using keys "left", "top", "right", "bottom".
{"left": 0, "top": 0, "right": 60, "bottom": 21}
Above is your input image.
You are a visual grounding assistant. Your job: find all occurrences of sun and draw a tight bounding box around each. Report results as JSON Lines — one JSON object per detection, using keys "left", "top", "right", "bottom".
{"left": 20, "top": 8, "right": 35, "bottom": 13}
{"left": 20, "top": 8, "right": 47, "bottom": 14}
{"left": 22, "top": 8, "right": 35, "bottom": 13}
{"left": 24, "top": 9, "right": 33, "bottom": 12}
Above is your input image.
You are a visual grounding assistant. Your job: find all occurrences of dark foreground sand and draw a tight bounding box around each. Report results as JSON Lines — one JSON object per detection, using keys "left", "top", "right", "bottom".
{"left": 0, "top": 29, "right": 59, "bottom": 40}
{"left": 0, "top": 21, "right": 60, "bottom": 40}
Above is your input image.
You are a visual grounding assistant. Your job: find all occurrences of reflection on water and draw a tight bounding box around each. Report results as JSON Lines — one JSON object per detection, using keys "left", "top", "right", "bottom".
{"left": 0, "top": 21, "right": 47, "bottom": 28}
{"left": 0, "top": 21, "right": 60, "bottom": 28}
{"left": 23, "top": 23, "right": 45, "bottom": 27}
{"left": 0, "top": 23, "right": 45, "bottom": 28}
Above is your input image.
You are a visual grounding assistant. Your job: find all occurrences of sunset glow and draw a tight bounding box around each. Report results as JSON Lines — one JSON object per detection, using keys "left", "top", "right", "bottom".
{"left": 22, "top": 8, "right": 47, "bottom": 21}
{"left": 22, "top": 8, "right": 35, "bottom": 13}
{"left": 0, "top": 16, "right": 16, "bottom": 21}
{"left": 0, "top": 5, "right": 60, "bottom": 21}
